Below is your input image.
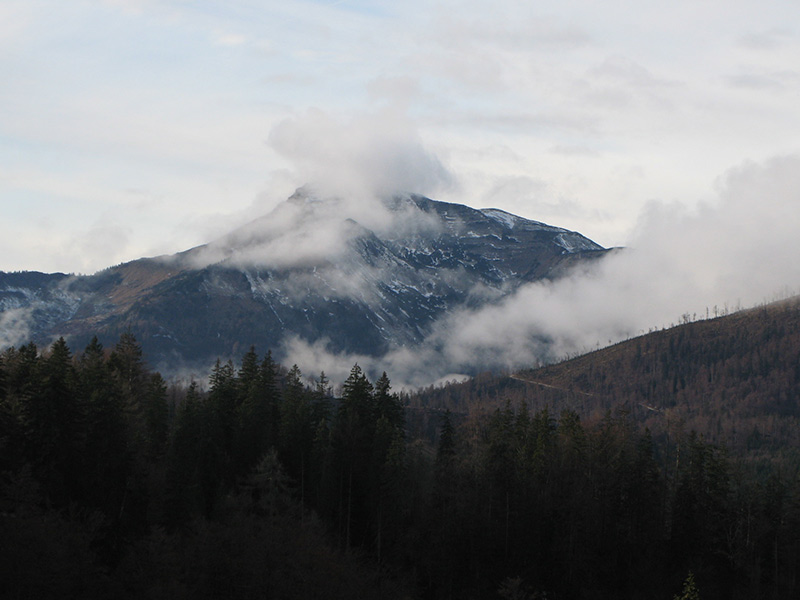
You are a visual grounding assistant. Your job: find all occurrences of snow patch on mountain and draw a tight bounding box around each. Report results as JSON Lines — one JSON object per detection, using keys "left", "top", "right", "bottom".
{"left": 480, "top": 208, "right": 557, "bottom": 232}
{"left": 554, "top": 232, "right": 604, "bottom": 253}
{"left": 480, "top": 208, "right": 522, "bottom": 229}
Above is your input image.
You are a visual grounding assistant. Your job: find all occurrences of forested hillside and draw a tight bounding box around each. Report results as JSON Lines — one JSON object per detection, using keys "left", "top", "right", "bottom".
{"left": 3, "top": 316, "right": 800, "bottom": 598}
{"left": 413, "top": 297, "right": 800, "bottom": 470}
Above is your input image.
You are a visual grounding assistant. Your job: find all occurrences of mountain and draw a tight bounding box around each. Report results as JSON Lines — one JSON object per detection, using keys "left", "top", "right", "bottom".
{"left": 0, "top": 190, "right": 606, "bottom": 373}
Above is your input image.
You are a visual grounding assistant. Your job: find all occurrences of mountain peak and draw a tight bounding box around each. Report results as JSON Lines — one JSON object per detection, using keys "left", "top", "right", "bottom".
{"left": 286, "top": 185, "right": 325, "bottom": 206}
{"left": 0, "top": 191, "right": 608, "bottom": 379}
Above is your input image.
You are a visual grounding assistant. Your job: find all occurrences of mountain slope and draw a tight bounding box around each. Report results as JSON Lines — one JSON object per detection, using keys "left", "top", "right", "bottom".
{"left": 0, "top": 191, "right": 606, "bottom": 372}
{"left": 410, "top": 296, "right": 800, "bottom": 464}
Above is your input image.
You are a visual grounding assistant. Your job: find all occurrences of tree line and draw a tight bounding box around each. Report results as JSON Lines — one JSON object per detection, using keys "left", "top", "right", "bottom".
{"left": 2, "top": 333, "right": 800, "bottom": 598}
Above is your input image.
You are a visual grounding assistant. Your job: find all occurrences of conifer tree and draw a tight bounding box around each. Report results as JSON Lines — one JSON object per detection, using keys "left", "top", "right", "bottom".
{"left": 279, "top": 365, "right": 314, "bottom": 504}
{"left": 144, "top": 373, "right": 169, "bottom": 458}
{"left": 109, "top": 331, "right": 147, "bottom": 442}
{"left": 164, "top": 381, "right": 203, "bottom": 527}
{"left": 312, "top": 370, "right": 332, "bottom": 424}
{"left": 375, "top": 371, "right": 404, "bottom": 432}
{"left": 32, "top": 338, "right": 83, "bottom": 505}
{"left": 109, "top": 330, "right": 145, "bottom": 388}
{"left": 78, "top": 336, "right": 129, "bottom": 515}
{"left": 208, "top": 358, "right": 237, "bottom": 458}
{"left": 437, "top": 409, "right": 456, "bottom": 464}
{"left": 0, "top": 349, "right": 25, "bottom": 474}
{"left": 332, "top": 364, "right": 375, "bottom": 546}
{"left": 234, "top": 349, "right": 279, "bottom": 478}
{"left": 0, "top": 350, "right": 6, "bottom": 402}
{"left": 257, "top": 350, "right": 280, "bottom": 445}
{"left": 237, "top": 345, "right": 260, "bottom": 403}
{"left": 673, "top": 571, "right": 701, "bottom": 600}
{"left": 433, "top": 409, "right": 458, "bottom": 522}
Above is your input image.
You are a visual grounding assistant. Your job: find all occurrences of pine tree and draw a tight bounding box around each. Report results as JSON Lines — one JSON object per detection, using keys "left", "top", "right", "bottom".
{"left": 673, "top": 571, "right": 701, "bottom": 600}
{"left": 312, "top": 371, "right": 332, "bottom": 424}
{"left": 332, "top": 364, "right": 375, "bottom": 547}
{"left": 436, "top": 409, "right": 456, "bottom": 465}
{"left": 234, "top": 350, "right": 280, "bottom": 478}
{"left": 31, "top": 338, "right": 83, "bottom": 505}
{"left": 0, "top": 350, "right": 6, "bottom": 402}
{"left": 257, "top": 350, "right": 280, "bottom": 446}
{"left": 237, "top": 345, "right": 260, "bottom": 403}
{"left": 109, "top": 331, "right": 147, "bottom": 441}
{"left": 144, "top": 373, "right": 169, "bottom": 458}
{"left": 375, "top": 371, "right": 404, "bottom": 433}
{"left": 0, "top": 348, "right": 26, "bottom": 474}
{"left": 164, "top": 381, "right": 203, "bottom": 527}
{"left": 109, "top": 331, "right": 145, "bottom": 389}
{"left": 671, "top": 432, "right": 730, "bottom": 564}
{"left": 279, "top": 365, "right": 314, "bottom": 504}
{"left": 208, "top": 358, "right": 237, "bottom": 457}
{"left": 78, "top": 336, "right": 129, "bottom": 515}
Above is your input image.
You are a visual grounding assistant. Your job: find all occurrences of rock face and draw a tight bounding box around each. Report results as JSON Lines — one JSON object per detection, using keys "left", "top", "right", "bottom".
{"left": 0, "top": 191, "right": 607, "bottom": 371}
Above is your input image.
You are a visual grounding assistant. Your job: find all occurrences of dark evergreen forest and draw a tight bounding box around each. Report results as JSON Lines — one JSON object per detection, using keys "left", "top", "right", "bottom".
{"left": 2, "top": 325, "right": 800, "bottom": 598}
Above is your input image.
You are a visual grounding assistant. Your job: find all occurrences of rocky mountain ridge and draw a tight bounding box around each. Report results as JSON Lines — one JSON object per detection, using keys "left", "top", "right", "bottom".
{"left": 0, "top": 191, "right": 607, "bottom": 374}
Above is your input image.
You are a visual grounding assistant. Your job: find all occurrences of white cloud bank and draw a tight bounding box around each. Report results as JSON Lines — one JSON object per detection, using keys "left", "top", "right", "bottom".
{"left": 281, "top": 154, "right": 800, "bottom": 388}
{"left": 185, "top": 108, "right": 452, "bottom": 275}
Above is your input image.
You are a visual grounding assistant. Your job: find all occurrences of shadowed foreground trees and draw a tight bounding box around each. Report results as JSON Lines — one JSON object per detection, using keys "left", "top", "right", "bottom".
{"left": 1, "top": 336, "right": 800, "bottom": 599}
{"left": 0, "top": 339, "right": 411, "bottom": 599}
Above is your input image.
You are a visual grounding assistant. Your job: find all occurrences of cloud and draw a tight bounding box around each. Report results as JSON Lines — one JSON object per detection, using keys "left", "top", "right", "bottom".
{"left": 589, "top": 56, "right": 676, "bottom": 89}
{"left": 449, "top": 111, "right": 601, "bottom": 136}
{"left": 187, "top": 184, "right": 445, "bottom": 275}
{"left": 281, "top": 334, "right": 456, "bottom": 391}
{"left": 423, "top": 154, "right": 800, "bottom": 372}
{"left": 70, "top": 221, "right": 133, "bottom": 273}
{"left": 281, "top": 335, "right": 372, "bottom": 389}
{"left": 279, "top": 155, "right": 800, "bottom": 388}
{"left": 422, "top": 12, "right": 593, "bottom": 93}
{"left": 203, "top": 197, "right": 361, "bottom": 269}
{"left": 0, "top": 307, "right": 33, "bottom": 349}
{"left": 438, "top": 13, "right": 592, "bottom": 52}
{"left": 548, "top": 145, "right": 600, "bottom": 157}
{"left": 213, "top": 32, "right": 249, "bottom": 47}
{"left": 267, "top": 109, "right": 454, "bottom": 201}
{"left": 179, "top": 107, "right": 454, "bottom": 273}
{"left": 0, "top": 1, "right": 35, "bottom": 49}
{"left": 366, "top": 76, "right": 424, "bottom": 112}
{"left": 727, "top": 69, "right": 800, "bottom": 91}
{"left": 738, "top": 28, "right": 794, "bottom": 50}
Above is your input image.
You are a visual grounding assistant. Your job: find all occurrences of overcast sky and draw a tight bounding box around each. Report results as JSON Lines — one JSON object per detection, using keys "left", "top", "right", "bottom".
{"left": 2, "top": 0, "right": 800, "bottom": 274}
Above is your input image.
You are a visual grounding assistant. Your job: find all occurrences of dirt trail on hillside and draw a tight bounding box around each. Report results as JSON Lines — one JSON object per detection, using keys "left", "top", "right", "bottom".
{"left": 509, "top": 374, "right": 596, "bottom": 397}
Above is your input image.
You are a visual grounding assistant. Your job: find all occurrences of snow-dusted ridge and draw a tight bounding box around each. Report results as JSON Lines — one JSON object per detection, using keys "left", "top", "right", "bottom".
{"left": 0, "top": 191, "right": 608, "bottom": 374}
{"left": 480, "top": 207, "right": 564, "bottom": 232}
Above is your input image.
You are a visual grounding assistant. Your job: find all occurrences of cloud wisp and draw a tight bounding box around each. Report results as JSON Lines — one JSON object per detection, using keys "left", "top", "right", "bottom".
{"left": 0, "top": 307, "right": 33, "bottom": 350}
{"left": 268, "top": 109, "right": 454, "bottom": 202}
{"left": 184, "top": 108, "right": 452, "bottom": 277}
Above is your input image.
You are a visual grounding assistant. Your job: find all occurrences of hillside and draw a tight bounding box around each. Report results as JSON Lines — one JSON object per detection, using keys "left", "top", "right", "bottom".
{"left": 411, "top": 296, "right": 800, "bottom": 468}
